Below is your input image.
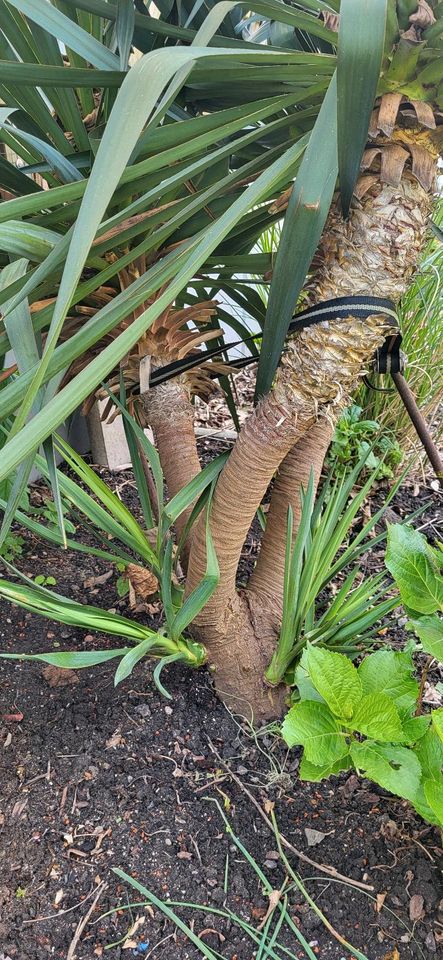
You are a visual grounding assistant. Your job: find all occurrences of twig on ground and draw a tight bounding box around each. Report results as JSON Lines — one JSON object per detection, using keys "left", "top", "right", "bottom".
{"left": 207, "top": 737, "right": 374, "bottom": 893}
{"left": 23, "top": 883, "right": 103, "bottom": 925}
{"left": 66, "top": 882, "right": 107, "bottom": 960}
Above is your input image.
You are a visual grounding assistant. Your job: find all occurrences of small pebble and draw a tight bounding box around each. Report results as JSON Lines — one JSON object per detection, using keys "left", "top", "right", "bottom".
{"left": 135, "top": 705, "right": 151, "bottom": 718}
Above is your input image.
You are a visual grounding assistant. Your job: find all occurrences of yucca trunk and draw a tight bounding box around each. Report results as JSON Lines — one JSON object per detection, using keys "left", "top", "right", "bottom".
{"left": 140, "top": 377, "right": 201, "bottom": 565}
{"left": 184, "top": 131, "right": 437, "bottom": 720}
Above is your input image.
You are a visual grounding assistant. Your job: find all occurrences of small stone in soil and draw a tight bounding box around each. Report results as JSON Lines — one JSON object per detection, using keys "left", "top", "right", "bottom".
{"left": 135, "top": 705, "right": 151, "bottom": 718}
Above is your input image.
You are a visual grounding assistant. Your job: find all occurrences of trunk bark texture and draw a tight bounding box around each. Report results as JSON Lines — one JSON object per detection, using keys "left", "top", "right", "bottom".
{"left": 140, "top": 378, "right": 201, "bottom": 565}
{"left": 141, "top": 132, "right": 436, "bottom": 721}
{"left": 248, "top": 417, "right": 336, "bottom": 611}
{"left": 186, "top": 161, "right": 434, "bottom": 720}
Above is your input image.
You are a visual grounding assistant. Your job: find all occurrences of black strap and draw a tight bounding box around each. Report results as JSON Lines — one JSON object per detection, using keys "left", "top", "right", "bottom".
{"left": 289, "top": 295, "right": 398, "bottom": 333}
{"left": 147, "top": 295, "right": 399, "bottom": 389}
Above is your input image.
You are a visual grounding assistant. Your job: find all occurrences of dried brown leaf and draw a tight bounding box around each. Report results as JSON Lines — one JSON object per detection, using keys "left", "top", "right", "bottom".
{"left": 126, "top": 564, "right": 159, "bottom": 601}
{"left": 376, "top": 891, "right": 387, "bottom": 913}
{"left": 409, "top": 893, "right": 425, "bottom": 921}
{"left": 304, "top": 827, "right": 327, "bottom": 847}
{"left": 105, "top": 730, "right": 125, "bottom": 749}
{"left": 42, "top": 665, "right": 79, "bottom": 688}
{"left": 409, "top": 100, "right": 436, "bottom": 130}
{"left": 257, "top": 889, "right": 282, "bottom": 931}
{"left": 378, "top": 94, "right": 403, "bottom": 137}
{"left": 409, "top": 143, "right": 436, "bottom": 191}
{"left": 320, "top": 11, "right": 339, "bottom": 31}
{"left": 380, "top": 144, "right": 410, "bottom": 186}
{"left": 410, "top": 0, "right": 436, "bottom": 29}
{"left": 83, "top": 569, "right": 113, "bottom": 588}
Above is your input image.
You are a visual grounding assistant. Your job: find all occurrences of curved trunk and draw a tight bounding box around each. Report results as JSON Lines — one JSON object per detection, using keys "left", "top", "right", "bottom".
{"left": 186, "top": 315, "right": 390, "bottom": 719}
{"left": 248, "top": 417, "right": 336, "bottom": 612}
{"left": 187, "top": 156, "right": 435, "bottom": 721}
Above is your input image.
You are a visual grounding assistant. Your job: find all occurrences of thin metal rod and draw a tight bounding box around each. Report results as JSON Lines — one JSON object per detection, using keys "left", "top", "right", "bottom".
{"left": 392, "top": 371, "right": 443, "bottom": 479}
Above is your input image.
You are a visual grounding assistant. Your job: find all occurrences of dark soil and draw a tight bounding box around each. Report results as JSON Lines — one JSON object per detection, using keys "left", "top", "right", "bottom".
{"left": 0, "top": 465, "right": 442, "bottom": 960}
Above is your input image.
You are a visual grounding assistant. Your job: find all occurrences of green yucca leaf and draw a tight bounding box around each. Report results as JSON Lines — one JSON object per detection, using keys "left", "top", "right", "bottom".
{"left": 0, "top": 578, "right": 153, "bottom": 641}
{"left": 0, "top": 493, "right": 131, "bottom": 564}
{"left": 0, "top": 649, "right": 132, "bottom": 668}
{"left": 114, "top": 636, "right": 158, "bottom": 687}
{"left": 255, "top": 73, "right": 338, "bottom": 400}
{"left": 165, "top": 453, "right": 230, "bottom": 524}
{"left": 7, "top": 0, "right": 120, "bottom": 69}
{"left": 0, "top": 130, "right": 308, "bottom": 481}
{"left": 0, "top": 110, "right": 83, "bottom": 183}
{"left": 0, "top": 60, "right": 123, "bottom": 87}
{"left": 337, "top": 0, "right": 387, "bottom": 217}
{"left": 53, "top": 434, "right": 158, "bottom": 568}
{"left": 116, "top": 0, "right": 135, "bottom": 71}
{"left": 170, "top": 497, "right": 219, "bottom": 642}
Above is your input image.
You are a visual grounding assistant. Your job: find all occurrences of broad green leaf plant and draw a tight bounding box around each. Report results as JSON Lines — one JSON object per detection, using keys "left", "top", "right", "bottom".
{"left": 282, "top": 523, "right": 443, "bottom": 828}
{"left": 0, "top": 1, "right": 442, "bottom": 718}
{"left": 282, "top": 644, "right": 443, "bottom": 827}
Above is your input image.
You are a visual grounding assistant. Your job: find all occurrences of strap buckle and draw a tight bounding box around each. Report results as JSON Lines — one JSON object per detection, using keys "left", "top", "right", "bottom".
{"left": 373, "top": 332, "right": 405, "bottom": 375}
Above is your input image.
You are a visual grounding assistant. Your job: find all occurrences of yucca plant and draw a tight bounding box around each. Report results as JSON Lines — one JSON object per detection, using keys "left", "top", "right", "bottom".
{"left": 0, "top": 0, "right": 442, "bottom": 720}
{"left": 265, "top": 460, "right": 404, "bottom": 687}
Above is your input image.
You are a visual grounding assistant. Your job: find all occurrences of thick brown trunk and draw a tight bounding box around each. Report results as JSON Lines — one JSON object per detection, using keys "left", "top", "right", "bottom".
{"left": 201, "top": 590, "right": 287, "bottom": 721}
{"left": 248, "top": 417, "right": 336, "bottom": 611}
{"left": 187, "top": 162, "right": 434, "bottom": 721}
{"left": 140, "top": 378, "right": 201, "bottom": 565}
{"left": 186, "top": 314, "right": 390, "bottom": 720}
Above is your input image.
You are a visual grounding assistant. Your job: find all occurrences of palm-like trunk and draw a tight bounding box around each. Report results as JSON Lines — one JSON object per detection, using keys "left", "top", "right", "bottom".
{"left": 146, "top": 129, "right": 437, "bottom": 720}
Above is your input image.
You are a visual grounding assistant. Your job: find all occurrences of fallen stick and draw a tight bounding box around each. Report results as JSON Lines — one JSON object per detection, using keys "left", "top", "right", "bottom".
{"left": 67, "top": 882, "right": 107, "bottom": 960}
{"left": 207, "top": 737, "right": 374, "bottom": 893}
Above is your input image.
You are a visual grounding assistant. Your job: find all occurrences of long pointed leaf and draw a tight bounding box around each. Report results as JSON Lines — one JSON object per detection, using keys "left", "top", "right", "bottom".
{"left": 255, "top": 73, "right": 338, "bottom": 400}
{"left": 337, "top": 0, "right": 387, "bottom": 216}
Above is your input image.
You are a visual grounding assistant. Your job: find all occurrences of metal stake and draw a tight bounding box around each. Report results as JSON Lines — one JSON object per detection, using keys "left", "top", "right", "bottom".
{"left": 391, "top": 371, "right": 443, "bottom": 479}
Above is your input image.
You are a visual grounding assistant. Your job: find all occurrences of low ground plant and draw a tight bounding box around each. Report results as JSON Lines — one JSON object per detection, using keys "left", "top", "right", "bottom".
{"left": 282, "top": 523, "right": 443, "bottom": 829}
{"left": 325, "top": 403, "right": 403, "bottom": 480}
{"left": 0, "top": 429, "right": 402, "bottom": 696}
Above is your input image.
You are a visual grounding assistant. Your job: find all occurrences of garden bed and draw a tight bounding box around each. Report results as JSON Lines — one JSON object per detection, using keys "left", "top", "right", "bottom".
{"left": 0, "top": 468, "right": 442, "bottom": 960}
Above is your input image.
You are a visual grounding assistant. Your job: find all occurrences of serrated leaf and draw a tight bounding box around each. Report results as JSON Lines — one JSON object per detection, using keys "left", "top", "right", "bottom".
{"left": 423, "top": 780, "right": 443, "bottom": 825}
{"left": 299, "top": 753, "right": 351, "bottom": 782}
{"left": 358, "top": 648, "right": 418, "bottom": 711}
{"left": 306, "top": 644, "right": 362, "bottom": 720}
{"left": 432, "top": 708, "right": 443, "bottom": 744}
{"left": 414, "top": 727, "right": 443, "bottom": 780}
{"left": 400, "top": 713, "right": 431, "bottom": 745}
{"left": 350, "top": 693, "right": 405, "bottom": 742}
{"left": 386, "top": 525, "right": 443, "bottom": 614}
{"left": 294, "top": 652, "right": 325, "bottom": 704}
{"left": 350, "top": 741, "right": 421, "bottom": 803}
{"left": 281, "top": 701, "right": 348, "bottom": 766}
{"left": 411, "top": 785, "right": 442, "bottom": 828}
{"left": 408, "top": 614, "right": 443, "bottom": 662}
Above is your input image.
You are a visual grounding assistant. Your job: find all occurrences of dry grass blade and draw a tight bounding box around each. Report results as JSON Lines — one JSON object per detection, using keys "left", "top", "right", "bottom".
{"left": 206, "top": 737, "right": 374, "bottom": 892}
